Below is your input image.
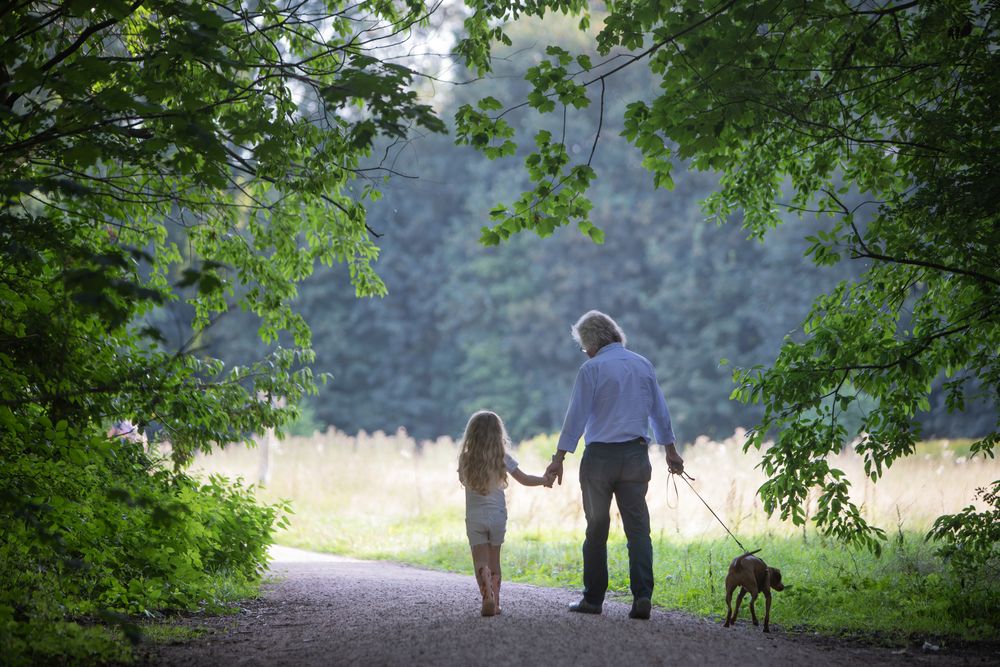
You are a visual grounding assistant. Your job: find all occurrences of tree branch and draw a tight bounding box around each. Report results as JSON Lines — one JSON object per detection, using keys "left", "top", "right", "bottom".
{"left": 584, "top": 0, "right": 739, "bottom": 87}
{"left": 587, "top": 78, "right": 605, "bottom": 167}
{"left": 40, "top": 2, "right": 143, "bottom": 71}
{"left": 849, "top": 246, "right": 1000, "bottom": 287}
{"left": 849, "top": 1, "right": 920, "bottom": 17}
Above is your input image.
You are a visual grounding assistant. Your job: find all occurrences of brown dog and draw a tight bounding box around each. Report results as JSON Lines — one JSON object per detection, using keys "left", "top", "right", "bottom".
{"left": 723, "top": 550, "right": 785, "bottom": 633}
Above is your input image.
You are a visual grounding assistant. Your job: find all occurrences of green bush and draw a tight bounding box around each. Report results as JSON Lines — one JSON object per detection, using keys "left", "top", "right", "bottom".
{"left": 0, "top": 414, "right": 288, "bottom": 666}
{"left": 927, "top": 478, "right": 1000, "bottom": 582}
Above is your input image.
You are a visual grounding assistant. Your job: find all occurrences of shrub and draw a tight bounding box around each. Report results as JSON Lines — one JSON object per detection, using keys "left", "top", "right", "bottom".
{"left": 0, "top": 414, "right": 288, "bottom": 666}
{"left": 927, "top": 479, "right": 1000, "bottom": 579}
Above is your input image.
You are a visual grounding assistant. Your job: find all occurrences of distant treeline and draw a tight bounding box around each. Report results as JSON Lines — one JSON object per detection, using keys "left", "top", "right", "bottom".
{"left": 187, "top": 22, "right": 992, "bottom": 443}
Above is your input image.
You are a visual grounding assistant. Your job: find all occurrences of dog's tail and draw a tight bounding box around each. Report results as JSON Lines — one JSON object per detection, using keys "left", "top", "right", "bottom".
{"left": 737, "top": 548, "right": 762, "bottom": 560}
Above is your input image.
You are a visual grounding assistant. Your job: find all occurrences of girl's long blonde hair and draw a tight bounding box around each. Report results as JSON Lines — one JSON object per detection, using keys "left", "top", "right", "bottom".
{"left": 458, "top": 410, "right": 510, "bottom": 495}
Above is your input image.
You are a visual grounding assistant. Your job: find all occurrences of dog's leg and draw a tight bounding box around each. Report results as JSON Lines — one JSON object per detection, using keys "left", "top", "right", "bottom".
{"left": 732, "top": 587, "right": 747, "bottom": 626}
{"left": 724, "top": 581, "right": 736, "bottom": 627}
{"left": 749, "top": 591, "right": 759, "bottom": 626}
{"left": 763, "top": 590, "right": 772, "bottom": 633}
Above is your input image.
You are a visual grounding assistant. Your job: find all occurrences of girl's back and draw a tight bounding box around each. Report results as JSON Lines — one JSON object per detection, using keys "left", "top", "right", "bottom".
{"left": 465, "top": 451, "right": 518, "bottom": 514}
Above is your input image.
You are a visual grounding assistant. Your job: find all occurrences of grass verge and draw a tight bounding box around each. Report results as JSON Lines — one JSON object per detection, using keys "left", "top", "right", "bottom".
{"left": 0, "top": 570, "right": 262, "bottom": 667}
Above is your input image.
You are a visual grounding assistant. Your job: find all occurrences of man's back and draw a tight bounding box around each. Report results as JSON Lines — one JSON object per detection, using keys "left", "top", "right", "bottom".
{"left": 557, "top": 342, "right": 674, "bottom": 450}
{"left": 582, "top": 344, "right": 657, "bottom": 442}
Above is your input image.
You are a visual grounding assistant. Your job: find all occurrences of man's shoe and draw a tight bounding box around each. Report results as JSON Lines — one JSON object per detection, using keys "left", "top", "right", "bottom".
{"left": 568, "top": 599, "right": 603, "bottom": 614}
{"left": 629, "top": 597, "right": 652, "bottom": 620}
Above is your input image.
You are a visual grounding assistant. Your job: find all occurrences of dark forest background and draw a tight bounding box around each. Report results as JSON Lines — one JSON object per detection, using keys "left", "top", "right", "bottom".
{"left": 164, "top": 20, "right": 991, "bottom": 443}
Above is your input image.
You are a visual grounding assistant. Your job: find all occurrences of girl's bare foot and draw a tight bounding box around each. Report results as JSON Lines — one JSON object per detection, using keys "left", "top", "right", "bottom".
{"left": 478, "top": 566, "right": 496, "bottom": 616}
{"left": 492, "top": 573, "right": 502, "bottom": 615}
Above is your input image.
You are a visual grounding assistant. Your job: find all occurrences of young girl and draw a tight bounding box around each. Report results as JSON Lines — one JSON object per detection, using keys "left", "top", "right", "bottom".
{"left": 458, "top": 410, "right": 552, "bottom": 616}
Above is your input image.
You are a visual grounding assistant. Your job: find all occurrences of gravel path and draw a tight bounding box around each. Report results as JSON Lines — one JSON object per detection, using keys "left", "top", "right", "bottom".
{"left": 144, "top": 546, "right": 995, "bottom": 667}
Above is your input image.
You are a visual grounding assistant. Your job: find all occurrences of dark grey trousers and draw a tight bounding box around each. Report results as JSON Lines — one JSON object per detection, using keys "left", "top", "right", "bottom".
{"left": 579, "top": 441, "right": 654, "bottom": 604}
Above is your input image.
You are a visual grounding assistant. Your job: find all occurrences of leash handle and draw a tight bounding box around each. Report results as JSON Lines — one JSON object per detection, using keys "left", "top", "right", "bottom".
{"left": 670, "top": 468, "right": 695, "bottom": 482}
{"left": 665, "top": 471, "right": 680, "bottom": 509}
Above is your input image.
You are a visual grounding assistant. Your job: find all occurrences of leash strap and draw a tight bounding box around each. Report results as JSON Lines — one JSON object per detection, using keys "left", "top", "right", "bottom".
{"left": 665, "top": 471, "right": 680, "bottom": 509}
{"left": 669, "top": 470, "right": 752, "bottom": 555}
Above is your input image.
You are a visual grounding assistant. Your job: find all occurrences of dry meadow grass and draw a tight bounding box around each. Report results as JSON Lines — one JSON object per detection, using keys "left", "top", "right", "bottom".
{"left": 190, "top": 428, "right": 998, "bottom": 551}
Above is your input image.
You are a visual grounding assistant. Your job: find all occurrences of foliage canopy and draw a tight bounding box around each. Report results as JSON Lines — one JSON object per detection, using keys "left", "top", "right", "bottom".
{"left": 2, "top": 0, "right": 448, "bottom": 459}
{"left": 1, "top": 0, "right": 445, "bottom": 662}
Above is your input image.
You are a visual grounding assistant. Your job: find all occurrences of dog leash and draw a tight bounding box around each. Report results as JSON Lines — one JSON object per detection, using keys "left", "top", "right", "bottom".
{"left": 668, "top": 470, "right": 753, "bottom": 555}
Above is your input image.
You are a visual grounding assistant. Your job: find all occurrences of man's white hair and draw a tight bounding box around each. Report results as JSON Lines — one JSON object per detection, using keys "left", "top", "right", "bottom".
{"left": 572, "top": 310, "right": 626, "bottom": 353}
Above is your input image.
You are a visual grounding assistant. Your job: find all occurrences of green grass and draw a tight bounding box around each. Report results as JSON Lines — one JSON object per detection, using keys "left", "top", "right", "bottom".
{"left": 914, "top": 438, "right": 979, "bottom": 458}
{"left": 278, "top": 523, "right": 999, "bottom": 644}
{"left": 136, "top": 623, "right": 211, "bottom": 644}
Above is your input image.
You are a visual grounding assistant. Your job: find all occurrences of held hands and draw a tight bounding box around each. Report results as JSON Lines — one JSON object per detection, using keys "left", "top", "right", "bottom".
{"left": 528, "top": 471, "right": 555, "bottom": 487}
{"left": 544, "top": 456, "right": 564, "bottom": 486}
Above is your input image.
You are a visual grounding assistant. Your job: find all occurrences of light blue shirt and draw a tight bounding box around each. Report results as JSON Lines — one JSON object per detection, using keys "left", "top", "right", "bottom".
{"left": 556, "top": 343, "right": 676, "bottom": 453}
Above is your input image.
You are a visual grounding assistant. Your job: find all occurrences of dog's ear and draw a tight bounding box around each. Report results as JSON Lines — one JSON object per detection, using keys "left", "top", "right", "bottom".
{"left": 769, "top": 567, "right": 785, "bottom": 590}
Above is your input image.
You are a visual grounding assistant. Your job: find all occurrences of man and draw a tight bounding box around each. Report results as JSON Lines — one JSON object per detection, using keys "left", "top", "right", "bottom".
{"left": 545, "top": 310, "right": 684, "bottom": 620}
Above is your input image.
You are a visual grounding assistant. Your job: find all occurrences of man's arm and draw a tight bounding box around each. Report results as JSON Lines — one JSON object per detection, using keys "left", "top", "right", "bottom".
{"left": 648, "top": 370, "right": 683, "bottom": 473}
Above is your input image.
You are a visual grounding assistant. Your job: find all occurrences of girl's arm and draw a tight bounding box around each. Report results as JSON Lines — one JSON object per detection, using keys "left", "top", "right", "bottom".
{"left": 511, "top": 468, "right": 554, "bottom": 488}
